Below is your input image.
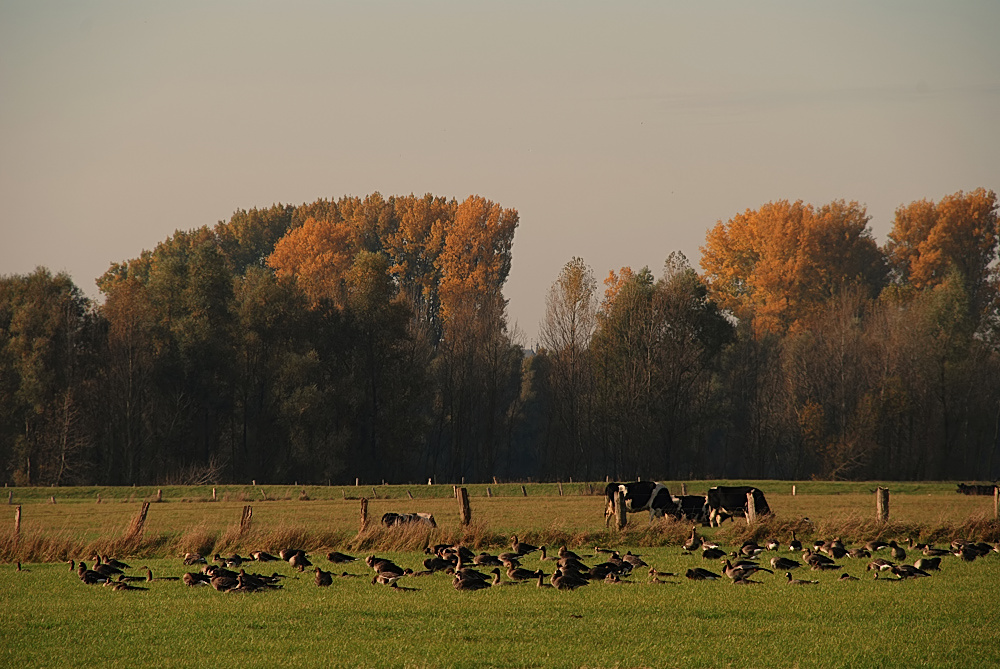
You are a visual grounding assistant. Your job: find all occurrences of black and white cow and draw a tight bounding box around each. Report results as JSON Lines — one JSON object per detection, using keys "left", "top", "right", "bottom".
{"left": 381, "top": 512, "right": 437, "bottom": 528}
{"left": 673, "top": 494, "right": 709, "bottom": 524}
{"left": 705, "top": 486, "right": 771, "bottom": 526}
{"left": 604, "top": 481, "right": 677, "bottom": 524}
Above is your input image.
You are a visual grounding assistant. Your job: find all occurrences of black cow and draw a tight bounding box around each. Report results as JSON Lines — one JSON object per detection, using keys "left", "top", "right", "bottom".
{"left": 956, "top": 483, "right": 998, "bottom": 496}
{"left": 705, "top": 486, "right": 770, "bottom": 526}
{"left": 381, "top": 512, "right": 437, "bottom": 528}
{"left": 604, "top": 481, "right": 677, "bottom": 524}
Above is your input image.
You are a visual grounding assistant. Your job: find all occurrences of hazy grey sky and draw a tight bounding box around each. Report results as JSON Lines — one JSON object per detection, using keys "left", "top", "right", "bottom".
{"left": 3, "top": 0, "right": 998, "bottom": 344}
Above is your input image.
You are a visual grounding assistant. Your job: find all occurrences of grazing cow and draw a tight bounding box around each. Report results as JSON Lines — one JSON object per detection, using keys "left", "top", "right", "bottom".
{"left": 672, "top": 494, "right": 709, "bottom": 525}
{"left": 705, "top": 486, "right": 771, "bottom": 527}
{"left": 381, "top": 512, "right": 437, "bottom": 528}
{"left": 604, "top": 481, "right": 678, "bottom": 524}
{"left": 956, "top": 483, "right": 998, "bottom": 495}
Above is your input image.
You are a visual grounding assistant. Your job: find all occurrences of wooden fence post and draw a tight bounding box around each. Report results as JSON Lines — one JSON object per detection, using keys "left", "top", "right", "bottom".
{"left": 359, "top": 497, "right": 369, "bottom": 532}
{"left": 614, "top": 490, "right": 627, "bottom": 530}
{"left": 486, "top": 487, "right": 492, "bottom": 498}
{"left": 212, "top": 487, "right": 217, "bottom": 501}
{"left": 792, "top": 485, "right": 797, "bottom": 496}
{"left": 156, "top": 489, "right": 162, "bottom": 503}
{"left": 746, "top": 492, "right": 757, "bottom": 525}
{"left": 994, "top": 485, "right": 998, "bottom": 520}
{"left": 521, "top": 485, "right": 527, "bottom": 497}
{"left": 558, "top": 482, "right": 564, "bottom": 496}
{"left": 457, "top": 487, "right": 471, "bottom": 526}
{"left": 681, "top": 483, "right": 687, "bottom": 495}
{"left": 875, "top": 487, "right": 889, "bottom": 523}
{"left": 14, "top": 505, "right": 21, "bottom": 537}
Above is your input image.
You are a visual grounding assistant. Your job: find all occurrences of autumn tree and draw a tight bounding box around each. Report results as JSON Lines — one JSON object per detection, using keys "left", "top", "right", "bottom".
{"left": 266, "top": 217, "right": 357, "bottom": 308}
{"left": 885, "top": 188, "right": 999, "bottom": 333}
{"left": 700, "top": 200, "right": 886, "bottom": 335}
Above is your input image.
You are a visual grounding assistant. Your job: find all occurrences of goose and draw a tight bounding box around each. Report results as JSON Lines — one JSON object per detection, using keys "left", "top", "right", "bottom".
{"left": 847, "top": 548, "right": 871, "bottom": 559}
{"left": 103, "top": 556, "right": 132, "bottom": 570}
{"left": 788, "top": 531, "right": 802, "bottom": 552}
{"left": 685, "top": 567, "right": 721, "bottom": 581}
{"left": 91, "top": 556, "right": 123, "bottom": 577}
{"left": 315, "top": 567, "right": 333, "bottom": 587}
{"left": 423, "top": 556, "right": 451, "bottom": 572}
{"left": 183, "top": 553, "right": 207, "bottom": 566}
{"left": 866, "top": 559, "right": 895, "bottom": 571}
{"left": 289, "top": 551, "right": 312, "bottom": 571}
{"left": 211, "top": 574, "right": 239, "bottom": 591}
{"left": 683, "top": 527, "right": 702, "bottom": 552}
{"left": 765, "top": 538, "right": 780, "bottom": 551}
{"left": 740, "top": 542, "right": 764, "bottom": 558}
{"left": 558, "top": 556, "right": 590, "bottom": 573}
{"left": 648, "top": 567, "right": 676, "bottom": 578}
{"left": 489, "top": 568, "right": 521, "bottom": 586}
{"left": 594, "top": 546, "right": 617, "bottom": 555}
{"left": 892, "top": 564, "right": 930, "bottom": 579}
{"left": 68, "top": 560, "right": 76, "bottom": 571}
{"left": 888, "top": 541, "right": 906, "bottom": 561}
{"left": 770, "top": 556, "right": 801, "bottom": 571}
{"left": 325, "top": 550, "right": 356, "bottom": 564}
{"left": 873, "top": 570, "right": 903, "bottom": 582}
{"left": 702, "top": 547, "right": 726, "bottom": 560}
{"left": 506, "top": 563, "right": 539, "bottom": 582}
{"left": 701, "top": 538, "right": 721, "bottom": 551}
{"left": 511, "top": 535, "right": 539, "bottom": 556}
{"left": 497, "top": 552, "right": 521, "bottom": 567}
{"left": 722, "top": 559, "right": 772, "bottom": 581}
{"left": 838, "top": 573, "right": 859, "bottom": 581}
{"left": 77, "top": 562, "right": 109, "bottom": 585}
{"left": 366, "top": 555, "right": 404, "bottom": 574}
{"left": 109, "top": 577, "right": 148, "bottom": 592}
{"left": 913, "top": 557, "right": 941, "bottom": 571}
{"left": 785, "top": 572, "right": 818, "bottom": 585}
{"left": 622, "top": 551, "right": 648, "bottom": 569}
{"left": 605, "top": 572, "right": 627, "bottom": 584}
{"left": 558, "top": 546, "right": 583, "bottom": 562}
{"left": 251, "top": 551, "right": 280, "bottom": 562}
{"left": 536, "top": 570, "right": 554, "bottom": 588}
{"left": 803, "top": 550, "right": 836, "bottom": 568}
{"left": 473, "top": 553, "right": 504, "bottom": 567}
{"left": 141, "top": 566, "right": 179, "bottom": 582}
{"left": 864, "top": 539, "right": 887, "bottom": 553}
{"left": 921, "top": 545, "right": 949, "bottom": 557}
{"left": 279, "top": 548, "right": 303, "bottom": 561}
{"left": 453, "top": 573, "right": 490, "bottom": 591}
{"left": 551, "top": 568, "right": 588, "bottom": 590}
{"left": 183, "top": 572, "right": 210, "bottom": 586}
{"left": 538, "top": 546, "right": 558, "bottom": 562}
{"left": 372, "top": 571, "right": 404, "bottom": 587}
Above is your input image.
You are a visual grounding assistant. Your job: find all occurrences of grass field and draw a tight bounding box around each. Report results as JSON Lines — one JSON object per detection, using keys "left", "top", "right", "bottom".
{"left": 2, "top": 481, "right": 999, "bottom": 668}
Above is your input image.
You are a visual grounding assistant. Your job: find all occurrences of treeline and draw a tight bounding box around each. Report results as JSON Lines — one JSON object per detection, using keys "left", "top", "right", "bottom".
{"left": 1, "top": 189, "right": 998, "bottom": 485}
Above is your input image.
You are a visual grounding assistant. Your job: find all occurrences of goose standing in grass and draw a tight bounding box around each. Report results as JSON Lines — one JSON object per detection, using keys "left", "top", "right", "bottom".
{"left": 91, "top": 556, "right": 123, "bottom": 578}
{"left": 506, "top": 562, "right": 539, "bottom": 582}
{"left": 888, "top": 541, "right": 906, "bottom": 561}
{"left": 683, "top": 527, "right": 702, "bottom": 552}
{"left": 788, "top": 531, "right": 802, "bottom": 552}
{"left": 785, "top": 572, "right": 818, "bottom": 585}
{"left": 538, "top": 546, "right": 558, "bottom": 562}
{"left": 536, "top": 570, "right": 553, "bottom": 589}
{"left": 315, "top": 567, "right": 333, "bottom": 587}
{"left": 289, "top": 551, "right": 312, "bottom": 572}
{"left": 722, "top": 560, "right": 773, "bottom": 581}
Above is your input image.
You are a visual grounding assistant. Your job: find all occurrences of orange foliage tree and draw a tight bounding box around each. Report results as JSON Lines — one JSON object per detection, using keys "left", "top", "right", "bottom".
{"left": 265, "top": 217, "right": 357, "bottom": 308}
{"left": 885, "top": 188, "right": 999, "bottom": 327}
{"left": 700, "top": 199, "right": 886, "bottom": 336}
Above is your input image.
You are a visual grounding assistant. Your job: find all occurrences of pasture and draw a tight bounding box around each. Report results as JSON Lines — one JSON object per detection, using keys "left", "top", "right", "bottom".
{"left": 2, "top": 481, "right": 999, "bottom": 668}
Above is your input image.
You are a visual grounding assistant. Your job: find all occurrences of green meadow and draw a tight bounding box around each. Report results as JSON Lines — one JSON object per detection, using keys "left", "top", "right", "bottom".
{"left": 2, "top": 481, "right": 999, "bottom": 668}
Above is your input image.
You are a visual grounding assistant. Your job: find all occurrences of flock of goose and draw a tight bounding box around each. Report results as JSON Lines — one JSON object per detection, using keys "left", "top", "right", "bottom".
{"left": 62, "top": 528, "right": 998, "bottom": 593}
